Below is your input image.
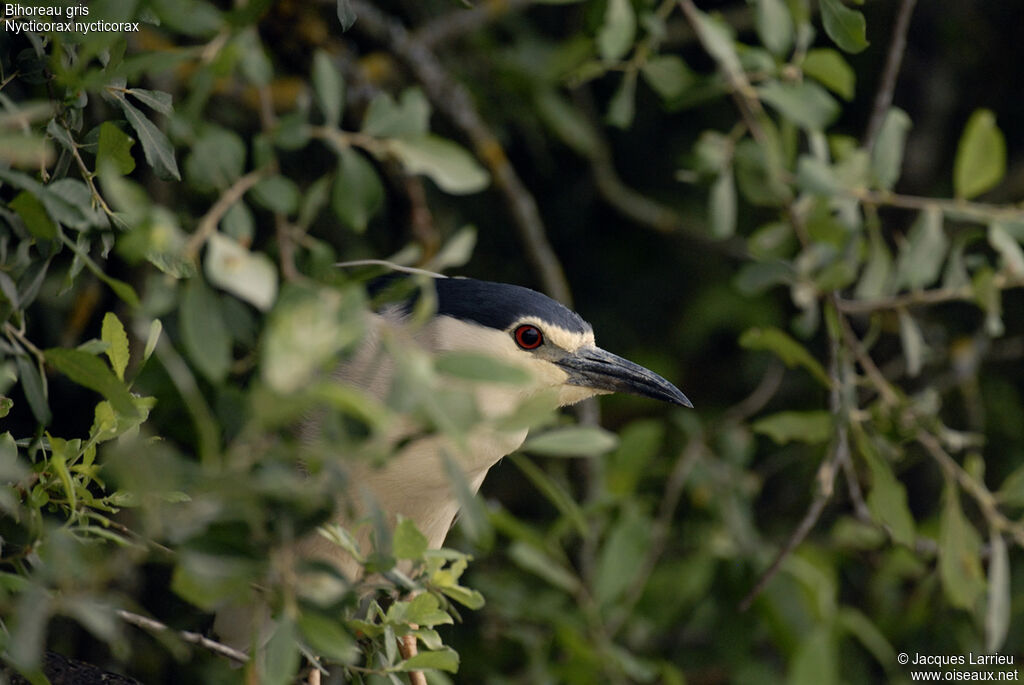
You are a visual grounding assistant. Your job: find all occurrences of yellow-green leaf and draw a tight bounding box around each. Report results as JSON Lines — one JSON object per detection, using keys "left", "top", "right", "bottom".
{"left": 101, "top": 312, "right": 130, "bottom": 381}
{"left": 953, "top": 109, "right": 1006, "bottom": 200}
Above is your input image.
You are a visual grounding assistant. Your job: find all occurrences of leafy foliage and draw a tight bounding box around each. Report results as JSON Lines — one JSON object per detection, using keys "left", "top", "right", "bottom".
{"left": 1, "top": 0, "right": 1023, "bottom": 683}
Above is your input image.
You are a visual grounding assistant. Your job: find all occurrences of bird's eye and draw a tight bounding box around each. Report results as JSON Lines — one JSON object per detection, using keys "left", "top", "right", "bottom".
{"left": 513, "top": 324, "right": 543, "bottom": 350}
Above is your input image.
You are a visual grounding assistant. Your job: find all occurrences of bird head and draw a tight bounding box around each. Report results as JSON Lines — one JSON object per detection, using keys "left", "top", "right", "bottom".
{"left": 384, "top": 276, "right": 692, "bottom": 410}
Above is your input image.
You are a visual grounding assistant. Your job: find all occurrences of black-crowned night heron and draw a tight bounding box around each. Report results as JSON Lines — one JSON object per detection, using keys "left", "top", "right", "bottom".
{"left": 214, "top": 274, "right": 691, "bottom": 650}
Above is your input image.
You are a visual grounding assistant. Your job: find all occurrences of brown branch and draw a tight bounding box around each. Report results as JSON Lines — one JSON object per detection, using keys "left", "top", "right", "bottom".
{"left": 184, "top": 166, "right": 273, "bottom": 260}
{"left": 677, "top": 0, "right": 767, "bottom": 144}
{"left": 855, "top": 189, "right": 1024, "bottom": 222}
{"left": 916, "top": 430, "right": 1024, "bottom": 549}
{"left": 398, "top": 624, "right": 426, "bottom": 685}
{"left": 347, "top": 0, "right": 572, "bottom": 305}
{"left": 415, "top": 0, "right": 535, "bottom": 48}
{"left": 863, "top": 0, "right": 918, "bottom": 149}
{"left": 116, "top": 609, "right": 250, "bottom": 665}
{"left": 836, "top": 273, "right": 1024, "bottom": 314}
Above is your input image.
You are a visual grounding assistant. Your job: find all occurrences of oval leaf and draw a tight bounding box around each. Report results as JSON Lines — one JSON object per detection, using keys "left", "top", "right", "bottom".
{"left": 953, "top": 109, "right": 1006, "bottom": 200}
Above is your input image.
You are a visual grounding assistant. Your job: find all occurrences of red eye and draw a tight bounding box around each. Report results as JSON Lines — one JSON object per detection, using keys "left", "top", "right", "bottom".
{"left": 514, "top": 324, "right": 543, "bottom": 350}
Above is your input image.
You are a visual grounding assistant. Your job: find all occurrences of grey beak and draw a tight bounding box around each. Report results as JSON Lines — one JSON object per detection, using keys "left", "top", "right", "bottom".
{"left": 556, "top": 346, "right": 693, "bottom": 408}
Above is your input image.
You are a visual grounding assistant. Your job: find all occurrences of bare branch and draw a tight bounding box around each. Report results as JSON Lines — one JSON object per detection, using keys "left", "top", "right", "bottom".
{"left": 347, "top": 0, "right": 572, "bottom": 305}
{"left": 677, "top": 0, "right": 767, "bottom": 144}
{"left": 836, "top": 273, "right": 1024, "bottom": 314}
{"left": 863, "top": 0, "right": 918, "bottom": 149}
{"left": 184, "top": 166, "right": 273, "bottom": 260}
{"left": 117, "top": 609, "right": 250, "bottom": 665}
{"left": 415, "top": 0, "right": 534, "bottom": 48}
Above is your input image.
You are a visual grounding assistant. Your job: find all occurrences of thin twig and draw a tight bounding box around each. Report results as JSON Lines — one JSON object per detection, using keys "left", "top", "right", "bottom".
{"left": 415, "top": 0, "right": 535, "bottom": 48}
{"left": 916, "top": 430, "right": 1024, "bottom": 549}
{"left": 183, "top": 166, "right": 272, "bottom": 260}
{"left": 863, "top": 0, "right": 918, "bottom": 149}
{"left": 116, "top": 609, "right": 250, "bottom": 664}
{"left": 855, "top": 188, "right": 1024, "bottom": 222}
{"left": 740, "top": 300, "right": 847, "bottom": 610}
{"left": 836, "top": 273, "right": 1024, "bottom": 314}
{"left": 723, "top": 363, "right": 784, "bottom": 424}
{"left": 678, "top": 0, "right": 766, "bottom": 144}
{"left": 347, "top": 0, "right": 572, "bottom": 305}
{"left": 607, "top": 440, "right": 703, "bottom": 636}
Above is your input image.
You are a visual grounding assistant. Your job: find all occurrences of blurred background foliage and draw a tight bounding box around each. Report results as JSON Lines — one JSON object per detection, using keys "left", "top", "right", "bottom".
{"left": 1, "top": 0, "right": 1023, "bottom": 683}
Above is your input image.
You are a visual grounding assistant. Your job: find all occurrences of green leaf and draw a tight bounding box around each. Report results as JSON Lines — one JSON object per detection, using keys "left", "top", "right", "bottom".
{"left": 819, "top": 0, "right": 869, "bottom": 54}
{"left": 606, "top": 72, "right": 636, "bottom": 129}
{"left": 262, "top": 618, "right": 301, "bottom": 685}
{"left": 0, "top": 397, "right": 11, "bottom": 419}
{"left": 939, "top": 485, "right": 985, "bottom": 610}
{"left": 298, "top": 612, "right": 359, "bottom": 663}
{"left": 789, "top": 629, "right": 838, "bottom": 685}
{"left": 44, "top": 348, "right": 138, "bottom": 418}
{"left": 854, "top": 223, "right": 894, "bottom": 299}
{"left": 331, "top": 147, "right": 383, "bottom": 232}
{"left": 395, "top": 593, "right": 452, "bottom": 628}
{"left": 796, "top": 156, "right": 843, "bottom": 195}
{"left": 836, "top": 607, "right": 896, "bottom": 670}
{"left": 205, "top": 232, "right": 279, "bottom": 311}
{"left": 397, "top": 647, "right": 460, "bottom": 673}
{"left": 854, "top": 427, "right": 915, "bottom": 547}
{"left": 184, "top": 126, "right": 246, "bottom": 192}
{"left": 14, "top": 356, "right": 50, "bottom": 425}
{"left": 757, "top": 81, "right": 840, "bottom": 131}
{"left": 752, "top": 411, "right": 833, "bottom": 445}
{"left": 435, "top": 351, "right": 530, "bottom": 385}
{"left": 510, "top": 454, "right": 588, "bottom": 536}
{"left": 97, "top": 122, "right": 136, "bottom": 176}
{"left": 985, "top": 530, "right": 1010, "bottom": 652}
{"left": 953, "top": 109, "right": 1006, "bottom": 200}
{"left": 973, "top": 267, "right": 1004, "bottom": 337}
{"left": 386, "top": 136, "right": 489, "bottom": 195}
{"left": 115, "top": 96, "right": 180, "bottom": 181}
{"left": 101, "top": 312, "right": 130, "bottom": 381}
{"left": 362, "top": 89, "right": 430, "bottom": 138}
{"left": 336, "top": 0, "right": 356, "bottom": 31}
{"left": 311, "top": 50, "right": 345, "bottom": 127}
{"left": 640, "top": 55, "right": 695, "bottom": 101}
{"left": 738, "top": 326, "right": 830, "bottom": 386}
{"left": 180, "top": 277, "right": 231, "bottom": 383}
{"left": 9, "top": 191, "right": 57, "bottom": 241}
{"left": 996, "top": 464, "right": 1024, "bottom": 506}
{"left": 988, "top": 222, "right": 1024, "bottom": 277}
{"left": 507, "top": 541, "right": 580, "bottom": 594}
{"left": 522, "top": 426, "right": 618, "bottom": 457}
{"left": 126, "top": 88, "right": 173, "bottom": 115}
{"left": 393, "top": 517, "right": 428, "bottom": 560}
{"left": 895, "top": 207, "right": 947, "bottom": 290}
{"left": 595, "top": 508, "right": 651, "bottom": 606}
{"left": 802, "top": 48, "right": 855, "bottom": 100}
{"left": 755, "top": 0, "right": 794, "bottom": 56}
{"left": 535, "top": 89, "right": 601, "bottom": 157}
{"left": 692, "top": 9, "right": 742, "bottom": 74}
{"left": 143, "top": 319, "right": 162, "bottom": 362}
{"left": 897, "top": 310, "right": 925, "bottom": 377}
{"left": 0, "top": 432, "right": 29, "bottom": 482}
{"left": 251, "top": 174, "right": 300, "bottom": 214}
{"left": 870, "top": 108, "right": 911, "bottom": 189}
{"left": 597, "top": 0, "right": 636, "bottom": 62}
{"left": 261, "top": 284, "right": 365, "bottom": 393}
{"left": 708, "top": 169, "right": 736, "bottom": 238}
